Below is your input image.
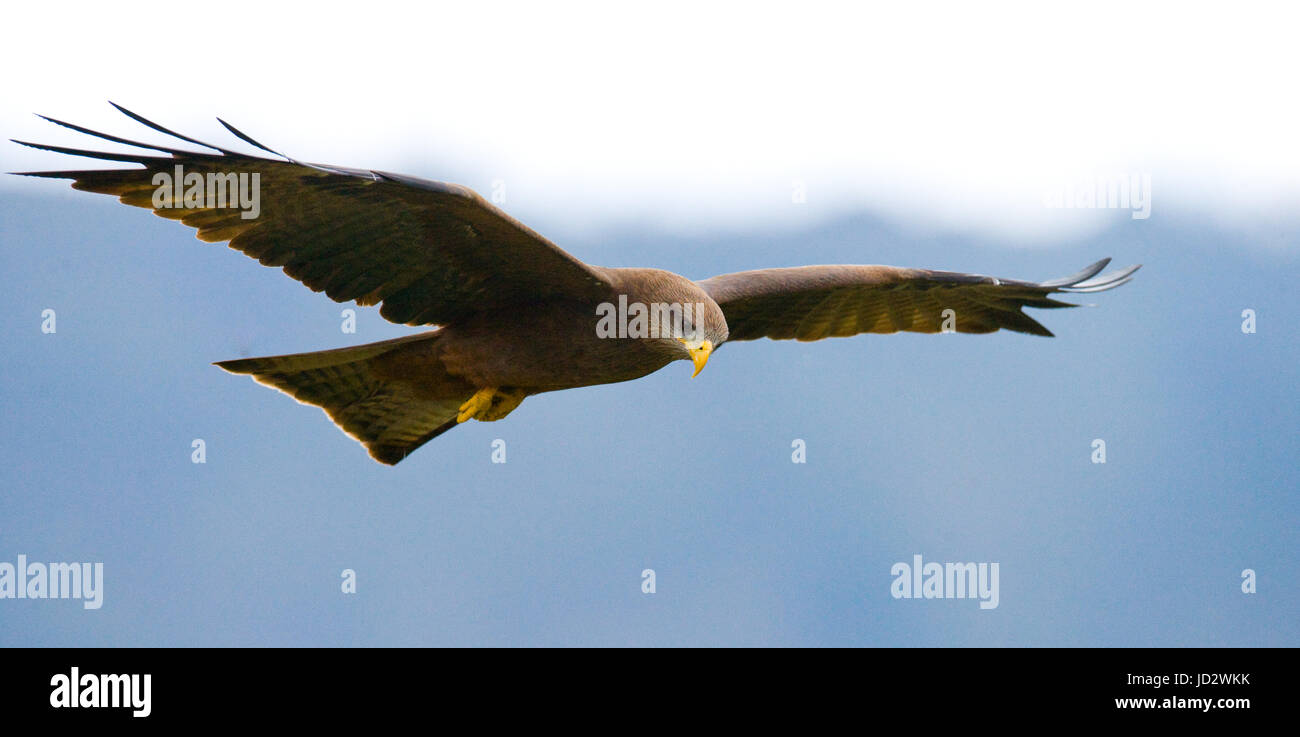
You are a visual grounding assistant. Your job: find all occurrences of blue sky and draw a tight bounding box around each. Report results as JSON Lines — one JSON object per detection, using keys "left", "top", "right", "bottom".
{"left": 1, "top": 190, "right": 1295, "bottom": 646}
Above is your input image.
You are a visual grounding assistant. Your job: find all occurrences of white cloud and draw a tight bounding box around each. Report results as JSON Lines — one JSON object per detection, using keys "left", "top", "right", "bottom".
{"left": 3, "top": 0, "right": 1297, "bottom": 245}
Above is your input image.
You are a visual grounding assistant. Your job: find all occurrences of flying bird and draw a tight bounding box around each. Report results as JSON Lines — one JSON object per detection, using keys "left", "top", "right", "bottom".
{"left": 13, "top": 105, "right": 1140, "bottom": 464}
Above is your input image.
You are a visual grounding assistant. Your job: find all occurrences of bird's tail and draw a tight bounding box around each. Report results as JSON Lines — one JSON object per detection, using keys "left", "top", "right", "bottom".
{"left": 215, "top": 332, "right": 477, "bottom": 465}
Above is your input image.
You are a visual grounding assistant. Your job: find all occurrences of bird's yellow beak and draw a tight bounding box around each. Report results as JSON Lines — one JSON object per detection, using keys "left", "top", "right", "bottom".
{"left": 678, "top": 338, "right": 713, "bottom": 378}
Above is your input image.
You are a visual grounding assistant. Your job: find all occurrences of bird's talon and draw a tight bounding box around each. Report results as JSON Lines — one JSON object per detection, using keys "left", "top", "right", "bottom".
{"left": 457, "top": 387, "right": 526, "bottom": 423}
{"left": 457, "top": 387, "right": 497, "bottom": 423}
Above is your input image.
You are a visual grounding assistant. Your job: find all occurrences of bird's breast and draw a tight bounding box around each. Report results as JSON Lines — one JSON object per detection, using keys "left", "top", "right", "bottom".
{"left": 437, "top": 300, "right": 679, "bottom": 392}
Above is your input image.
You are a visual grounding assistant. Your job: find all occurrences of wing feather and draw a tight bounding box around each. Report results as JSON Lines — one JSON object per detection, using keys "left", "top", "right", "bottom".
{"left": 12, "top": 105, "right": 610, "bottom": 326}
{"left": 697, "top": 260, "right": 1140, "bottom": 342}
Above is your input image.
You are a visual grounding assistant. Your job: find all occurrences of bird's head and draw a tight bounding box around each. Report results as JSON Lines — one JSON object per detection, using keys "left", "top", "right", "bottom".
{"left": 673, "top": 300, "right": 728, "bottom": 378}
{"left": 604, "top": 268, "right": 729, "bottom": 377}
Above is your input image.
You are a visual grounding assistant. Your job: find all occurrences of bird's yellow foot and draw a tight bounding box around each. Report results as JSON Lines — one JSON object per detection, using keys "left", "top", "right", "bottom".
{"left": 457, "top": 387, "right": 527, "bottom": 423}
{"left": 457, "top": 388, "right": 495, "bottom": 423}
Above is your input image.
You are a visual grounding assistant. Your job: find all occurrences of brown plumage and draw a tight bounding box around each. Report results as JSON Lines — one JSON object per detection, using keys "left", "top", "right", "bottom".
{"left": 12, "top": 105, "right": 1140, "bottom": 464}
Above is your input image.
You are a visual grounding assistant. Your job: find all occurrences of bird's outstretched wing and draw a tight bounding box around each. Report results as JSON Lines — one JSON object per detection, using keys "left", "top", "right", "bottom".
{"left": 696, "top": 259, "right": 1140, "bottom": 341}
{"left": 11, "top": 104, "right": 610, "bottom": 325}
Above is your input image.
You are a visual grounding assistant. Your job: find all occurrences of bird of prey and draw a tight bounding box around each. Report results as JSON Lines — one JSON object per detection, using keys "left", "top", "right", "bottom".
{"left": 13, "top": 105, "right": 1140, "bottom": 464}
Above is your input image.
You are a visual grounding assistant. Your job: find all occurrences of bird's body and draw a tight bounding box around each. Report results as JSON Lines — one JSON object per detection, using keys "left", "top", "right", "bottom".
{"left": 433, "top": 267, "right": 725, "bottom": 391}
{"left": 13, "top": 106, "right": 1140, "bottom": 464}
{"left": 209, "top": 266, "right": 729, "bottom": 462}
